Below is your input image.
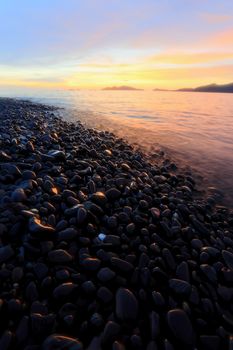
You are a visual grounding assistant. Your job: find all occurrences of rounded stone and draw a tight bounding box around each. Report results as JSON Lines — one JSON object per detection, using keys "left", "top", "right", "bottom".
{"left": 82, "top": 257, "right": 101, "bottom": 271}
{"left": 116, "top": 288, "right": 138, "bottom": 321}
{"left": 91, "top": 192, "right": 107, "bottom": 206}
{"left": 106, "top": 188, "right": 121, "bottom": 200}
{"left": 0, "top": 245, "right": 14, "bottom": 264}
{"left": 169, "top": 279, "right": 192, "bottom": 296}
{"left": 48, "top": 250, "right": 73, "bottom": 264}
{"left": 53, "top": 283, "right": 78, "bottom": 299}
{"left": 167, "top": 309, "right": 195, "bottom": 345}
{"left": 103, "top": 235, "right": 121, "bottom": 246}
{"left": 102, "top": 321, "right": 120, "bottom": 344}
{"left": 111, "top": 257, "right": 134, "bottom": 273}
{"left": 77, "top": 207, "right": 87, "bottom": 224}
{"left": 222, "top": 250, "right": 233, "bottom": 270}
{"left": 42, "top": 334, "right": 83, "bottom": 350}
{"left": 11, "top": 188, "right": 27, "bottom": 202}
{"left": 57, "top": 228, "right": 78, "bottom": 241}
{"left": 97, "top": 267, "right": 116, "bottom": 282}
{"left": 29, "top": 217, "right": 55, "bottom": 235}
{"left": 22, "top": 170, "right": 36, "bottom": 180}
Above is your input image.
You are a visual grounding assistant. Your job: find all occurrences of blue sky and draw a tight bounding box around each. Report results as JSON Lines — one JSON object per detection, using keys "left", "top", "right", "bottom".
{"left": 0, "top": 0, "right": 233, "bottom": 88}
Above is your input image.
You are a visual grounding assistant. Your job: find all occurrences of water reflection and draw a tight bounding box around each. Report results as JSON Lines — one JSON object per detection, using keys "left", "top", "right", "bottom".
{"left": 61, "top": 91, "right": 233, "bottom": 207}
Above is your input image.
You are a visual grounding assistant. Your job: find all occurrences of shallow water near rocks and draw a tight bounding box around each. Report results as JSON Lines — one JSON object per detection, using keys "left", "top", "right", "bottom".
{"left": 1, "top": 88, "right": 233, "bottom": 207}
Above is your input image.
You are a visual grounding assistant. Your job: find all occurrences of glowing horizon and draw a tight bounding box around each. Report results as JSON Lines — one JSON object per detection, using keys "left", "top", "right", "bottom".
{"left": 0, "top": 0, "right": 233, "bottom": 90}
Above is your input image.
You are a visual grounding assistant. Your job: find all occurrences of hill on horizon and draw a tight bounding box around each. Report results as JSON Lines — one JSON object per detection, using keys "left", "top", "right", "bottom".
{"left": 102, "top": 85, "right": 143, "bottom": 91}
{"left": 177, "top": 82, "right": 233, "bottom": 93}
{"left": 153, "top": 82, "right": 233, "bottom": 93}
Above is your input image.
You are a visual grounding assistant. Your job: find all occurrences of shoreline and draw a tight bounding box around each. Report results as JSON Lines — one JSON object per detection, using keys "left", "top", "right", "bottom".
{"left": 0, "top": 98, "right": 233, "bottom": 349}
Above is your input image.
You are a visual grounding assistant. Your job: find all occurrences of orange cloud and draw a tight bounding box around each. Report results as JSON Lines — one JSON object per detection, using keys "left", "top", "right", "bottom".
{"left": 203, "top": 27, "right": 233, "bottom": 48}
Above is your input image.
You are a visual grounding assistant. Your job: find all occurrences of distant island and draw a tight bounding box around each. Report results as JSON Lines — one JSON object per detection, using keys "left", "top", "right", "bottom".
{"left": 103, "top": 85, "right": 143, "bottom": 91}
{"left": 154, "top": 82, "right": 233, "bottom": 93}
{"left": 177, "top": 82, "right": 233, "bottom": 93}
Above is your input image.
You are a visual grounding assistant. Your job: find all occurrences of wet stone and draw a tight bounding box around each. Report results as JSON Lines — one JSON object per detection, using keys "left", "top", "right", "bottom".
{"left": 25, "top": 281, "right": 39, "bottom": 302}
{"left": 47, "top": 150, "right": 66, "bottom": 160}
{"left": 167, "top": 309, "right": 195, "bottom": 346}
{"left": 126, "top": 223, "right": 135, "bottom": 234}
{"left": 106, "top": 188, "right": 121, "bottom": 200}
{"left": 31, "top": 313, "right": 56, "bottom": 337}
{"left": 11, "top": 188, "right": 27, "bottom": 202}
{"left": 162, "top": 248, "right": 176, "bottom": 270}
{"left": 152, "top": 291, "right": 165, "bottom": 308}
{"left": 16, "top": 316, "right": 29, "bottom": 345}
{"left": 111, "top": 257, "right": 134, "bottom": 273}
{"left": 81, "top": 280, "right": 96, "bottom": 294}
{"left": 200, "top": 264, "right": 217, "bottom": 284}
{"left": 191, "top": 239, "right": 203, "bottom": 250}
{"left": 102, "top": 321, "right": 120, "bottom": 344}
{"left": 0, "top": 331, "right": 13, "bottom": 350}
{"left": 55, "top": 269, "right": 70, "bottom": 281}
{"left": 42, "top": 334, "right": 83, "bottom": 350}
{"left": 116, "top": 288, "right": 138, "bottom": 321}
{"left": 33, "top": 263, "right": 48, "bottom": 280}
{"left": 151, "top": 208, "right": 160, "bottom": 220}
{"left": 222, "top": 250, "right": 233, "bottom": 270}
{"left": 31, "top": 301, "right": 48, "bottom": 315}
{"left": 0, "top": 151, "right": 11, "bottom": 161}
{"left": 77, "top": 207, "right": 87, "bottom": 224}
{"left": 91, "top": 191, "right": 107, "bottom": 206}
{"left": 169, "top": 279, "right": 192, "bottom": 297}
{"left": 130, "top": 335, "right": 143, "bottom": 348}
{"left": 22, "top": 170, "right": 36, "bottom": 180}
{"left": 97, "top": 286, "right": 113, "bottom": 303}
{"left": 2, "top": 163, "right": 21, "bottom": 176}
{"left": 82, "top": 257, "right": 101, "bottom": 271}
{"left": 0, "top": 245, "right": 14, "bottom": 264}
{"left": 176, "top": 261, "right": 190, "bottom": 282}
{"left": 190, "top": 216, "right": 209, "bottom": 236}
{"left": 201, "top": 246, "right": 220, "bottom": 258}
{"left": 8, "top": 298, "right": 22, "bottom": 314}
{"left": 97, "top": 267, "right": 116, "bottom": 282}
{"left": 57, "top": 228, "right": 78, "bottom": 241}
{"left": 150, "top": 311, "right": 160, "bottom": 340}
{"left": 90, "top": 313, "right": 103, "bottom": 329}
{"left": 53, "top": 283, "right": 78, "bottom": 299}
{"left": 48, "top": 249, "right": 73, "bottom": 264}
{"left": 199, "top": 335, "right": 220, "bottom": 350}
{"left": 112, "top": 341, "right": 126, "bottom": 350}
{"left": 107, "top": 216, "right": 118, "bottom": 228}
{"left": 12, "top": 267, "right": 24, "bottom": 282}
{"left": 29, "top": 217, "right": 55, "bottom": 235}
{"left": 104, "top": 235, "right": 121, "bottom": 246}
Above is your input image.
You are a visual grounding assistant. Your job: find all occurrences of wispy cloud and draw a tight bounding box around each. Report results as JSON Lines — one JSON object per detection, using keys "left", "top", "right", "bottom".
{"left": 147, "top": 52, "right": 233, "bottom": 65}
{"left": 200, "top": 12, "right": 233, "bottom": 24}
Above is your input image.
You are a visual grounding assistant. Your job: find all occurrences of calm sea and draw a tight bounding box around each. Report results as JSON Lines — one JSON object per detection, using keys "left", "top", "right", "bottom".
{"left": 1, "top": 88, "right": 233, "bottom": 207}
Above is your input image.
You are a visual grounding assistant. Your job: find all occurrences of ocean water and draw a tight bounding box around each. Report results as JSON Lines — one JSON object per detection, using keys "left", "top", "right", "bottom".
{"left": 1, "top": 88, "right": 233, "bottom": 207}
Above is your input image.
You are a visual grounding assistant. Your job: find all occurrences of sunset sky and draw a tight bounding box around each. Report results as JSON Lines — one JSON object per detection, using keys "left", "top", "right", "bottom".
{"left": 0, "top": 0, "right": 233, "bottom": 89}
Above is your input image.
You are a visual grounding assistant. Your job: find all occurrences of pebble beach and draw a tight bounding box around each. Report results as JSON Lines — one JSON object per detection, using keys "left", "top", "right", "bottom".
{"left": 0, "top": 98, "right": 233, "bottom": 349}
